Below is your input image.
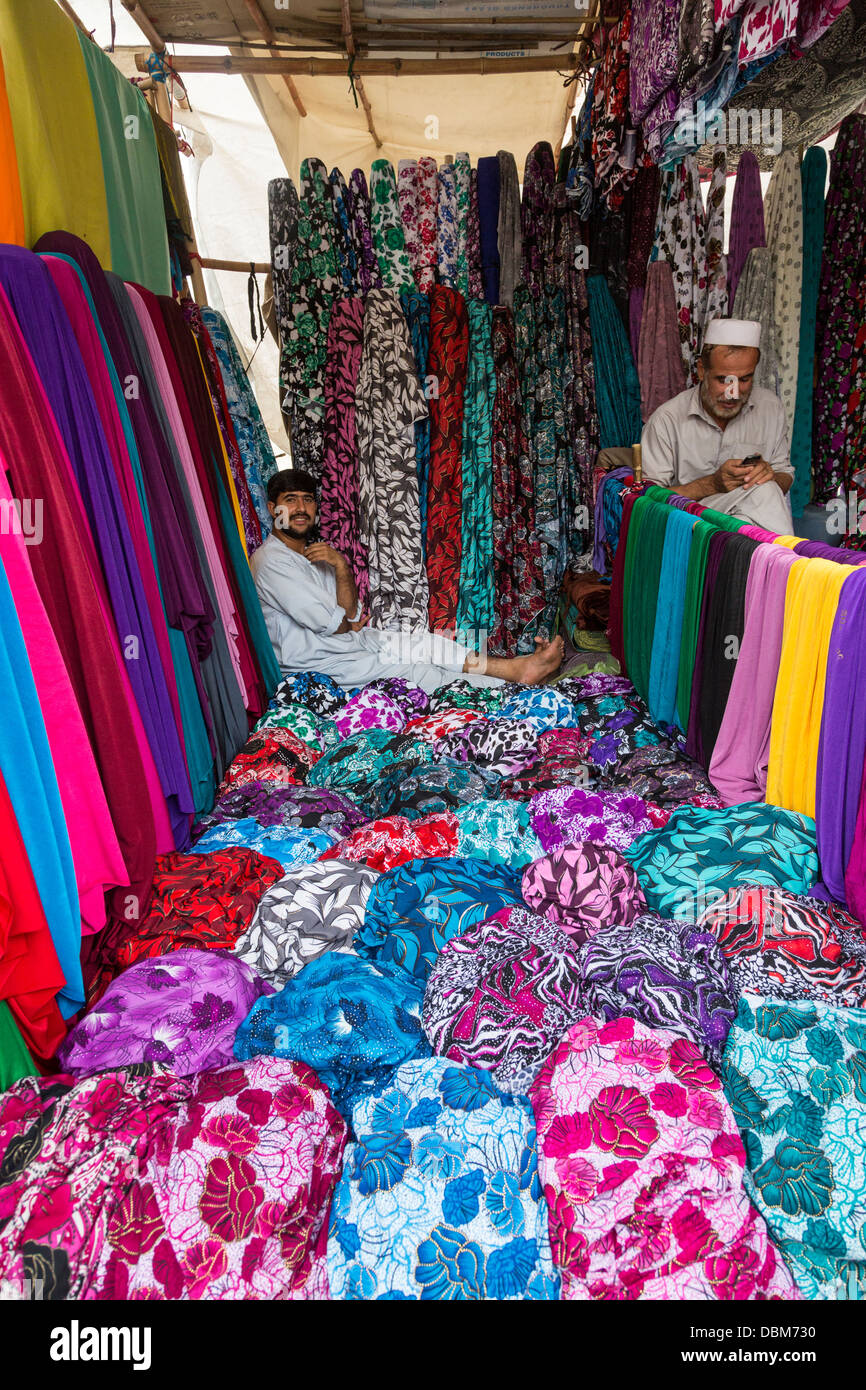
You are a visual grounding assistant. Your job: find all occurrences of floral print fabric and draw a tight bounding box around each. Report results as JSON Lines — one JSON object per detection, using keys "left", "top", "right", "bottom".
{"left": 274, "top": 671, "right": 348, "bottom": 717}
{"left": 190, "top": 818, "right": 337, "bottom": 871}
{"left": 356, "top": 857, "right": 524, "bottom": 980}
{"left": 579, "top": 913, "right": 736, "bottom": 1064}
{"left": 308, "top": 730, "right": 433, "bottom": 820}
{"left": 256, "top": 702, "right": 340, "bottom": 753}
{"left": 369, "top": 160, "right": 414, "bottom": 291}
{"left": 234, "top": 953, "right": 431, "bottom": 1121}
{"left": 346, "top": 169, "right": 381, "bottom": 296}
{"left": 321, "top": 812, "right": 459, "bottom": 873}
{"left": 0, "top": 1059, "right": 346, "bottom": 1300}
{"left": 435, "top": 717, "right": 540, "bottom": 778}
{"left": 427, "top": 287, "right": 468, "bottom": 632}
{"left": 321, "top": 298, "right": 369, "bottom": 607}
{"left": 724, "top": 994, "right": 866, "bottom": 1298}
{"left": 220, "top": 729, "right": 320, "bottom": 792}
{"left": 453, "top": 800, "right": 544, "bottom": 870}
{"left": 376, "top": 759, "right": 502, "bottom": 820}
{"left": 624, "top": 804, "right": 820, "bottom": 921}
{"left": 422, "top": 907, "right": 586, "bottom": 1093}
{"left": 436, "top": 162, "right": 458, "bottom": 287}
{"left": 456, "top": 300, "right": 496, "bottom": 643}
{"left": 530, "top": 786, "right": 655, "bottom": 856}
{"left": 531, "top": 1014, "right": 798, "bottom": 1300}
{"left": 234, "top": 859, "right": 380, "bottom": 987}
{"left": 327, "top": 1057, "right": 559, "bottom": 1300}
{"left": 522, "top": 845, "right": 647, "bottom": 942}
{"left": 335, "top": 687, "right": 407, "bottom": 739}
{"left": 697, "top": 886, "right": 866, "bottom": 1007}
{"left": 57, "top": 949, "right": 270, "bottom": 1077}
{"left": 192, "top": 781, "right": 364, "bottom": 842}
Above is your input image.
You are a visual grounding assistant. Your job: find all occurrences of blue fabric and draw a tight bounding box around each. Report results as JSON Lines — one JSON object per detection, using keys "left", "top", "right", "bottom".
{"left": 234, "top": 952, "right": 430, "bottom": 1121}
{"left": 189, "top": 816, "right": 337, "bottom": 868}
{"left": 357, "top": 857, "right": 524, "bottom": 979}
{"left": 724, "top": 994, "right": 866, "bottom": 1300}
{"left": 0, "top": 557, "right": 82, "bottom": 1014}
{"left": 327, "top": 1057, "right": 559, "bottom": 1300}
{"left": 586, "top": 275, "right": 642, "bottom": 450}
{"left": 477, "top": 156, "right": 501, "bottom": 305}
{"left": 647, "top": 506, "right": 695, "bottom": 728}
{"left": 624, "top": 803, "right": 819, "bottom": 921}
{"left": 790, "top": 147, "right": 826, "bottom": 518}
{"left": 498, "top": 685, "right": 580, "bottom": 731}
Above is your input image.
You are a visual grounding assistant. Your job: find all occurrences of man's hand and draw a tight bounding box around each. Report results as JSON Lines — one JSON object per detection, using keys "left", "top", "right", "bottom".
{"left": 304, "top": 542, "right": 346, "bottom": 571}
{"left": 713, "top": 458, "right": 753, "bottom": 493}
{"left": 349, "top": 609, "right": 370, "bottom": 632}
{"left": 740, "top": 457, "right": 776, "bottom": 489}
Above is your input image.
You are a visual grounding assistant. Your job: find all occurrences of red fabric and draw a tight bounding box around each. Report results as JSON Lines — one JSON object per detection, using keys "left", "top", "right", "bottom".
{"left": 404, "top": 709, "right": 483, "bottom": 743}
{"left": 426, "top": 287, "right": 468, "bottom": 632}
{"left": 0, "top": 285, "right": 157, "bottom": 920}
{"left": 0, "top": 770, "right": 66, "bottom": 1061}
{"left": 321, "top": 812, "right": 458, "bottom": 872}
{"left": 220, "top": 729, "right": 319, "bottom": 792}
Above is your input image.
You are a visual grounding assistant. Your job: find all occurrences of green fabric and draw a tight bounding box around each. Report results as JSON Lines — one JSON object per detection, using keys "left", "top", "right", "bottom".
{"left": 586, "top": 273, "right": 642, "bottom": 449}
{"left": 675, "top": 518, "right": 715, "bottom": 732}
{"left": 790, "top": 147, "right": 826, "bottom": 518}
{"left": 0, "top": 1001, "right": 36, "bottom": 1089}
{"left": 76, "top": 33, "right": 170, "bottom": 295}
{"left": 623, "top": 497, "right": 670, "bottom": 706}
{"left": 456, "top": 300, "right": 496, "bottom": 642}
{"left": 212, "top": 461, "right": 281, "bottom": 699}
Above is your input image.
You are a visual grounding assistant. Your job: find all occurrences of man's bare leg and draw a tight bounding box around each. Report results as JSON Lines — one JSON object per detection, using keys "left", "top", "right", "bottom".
{"left": 463, "top": 635, "right": 565, "bottom": 685}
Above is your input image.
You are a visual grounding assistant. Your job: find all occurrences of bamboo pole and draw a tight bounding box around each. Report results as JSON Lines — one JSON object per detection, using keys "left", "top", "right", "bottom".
{"left": 55, "top": 1, "right": 91, "bottom": 35}
{"left": 242, "top": 0, "right": 308, "bottom": 118}
{"left": 120, "top": 1, "right": 166, "bottom": 52}
{"left": 136, "top": 52, "right": 585, "bottom": 76}
{"left": 200, "top": 257, "right": 271, "bottom": 273}
{"left": 340, "top": 0, "right": 383, "bottom": 150}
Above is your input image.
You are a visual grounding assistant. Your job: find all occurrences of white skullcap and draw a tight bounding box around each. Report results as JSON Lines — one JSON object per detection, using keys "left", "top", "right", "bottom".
{"left": 702, "top": 318, "right": 761, "bottom": 349}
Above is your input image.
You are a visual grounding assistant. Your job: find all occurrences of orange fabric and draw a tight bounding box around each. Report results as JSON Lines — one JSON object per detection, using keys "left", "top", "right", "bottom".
{"left": 0, "top": 50, "right": 24, "bottom": 244}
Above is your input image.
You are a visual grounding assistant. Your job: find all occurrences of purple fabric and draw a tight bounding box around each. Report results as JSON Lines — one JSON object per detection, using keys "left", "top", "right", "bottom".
{"left": 593, "top": 465, "right": 631, "bottom": 573}
{"left": 57, "top": 947, "right": 270, "bottom": 1075}
{"left": 477, "top": 156, "right": 501, "bottom": 305}
{"left": 530, "top": 785, "right": 654, "bottom": 855}
{"left": 817, "top": 569, "right": 866, "bottom": 902}
{"left": 366, "top": 677, "right": 430, "bottom": 719}
{"left": 335, "top": 689, "right": 407, "bottom": 738}
{"left": 685, "top": 530, "right": 728, "bottom": 766}
{"left": 727, "top": 151, "right": 766, "bottom": 305}
{"left": 521, "top": 843, "right": 647, "bottom": 941}
{"left": 708, "top": 544, "right": 798, "bottom": 804}
{"left": 193, "top": 780, "right": 365, "bottom": 841}
{"left": 792, "top": 540, "right": 866, "bottom": 565}
{"left": 629, "top": 0, "right": 681, "bottom": 123}
{"left": 0, "top": 244, "right": 193, "bottom": 847}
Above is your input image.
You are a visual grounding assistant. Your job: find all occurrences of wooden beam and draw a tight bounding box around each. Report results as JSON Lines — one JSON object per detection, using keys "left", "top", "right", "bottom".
{"left": 201, "top": 257, "right": 271, "bottom": 273}
{"left": 341, "top": 0, "right": 382, "bottom": 149}
{"left": 55, "top": 0, "right": 91, "bottom": 34}
{"left": 137, "top": 52, "right": 585, "bottom": 76}
{"left": 121, "top": 1, "right": 166, "bottom": 51}
{"left": 242, "top": 0, "right": 308, "bottom": 118}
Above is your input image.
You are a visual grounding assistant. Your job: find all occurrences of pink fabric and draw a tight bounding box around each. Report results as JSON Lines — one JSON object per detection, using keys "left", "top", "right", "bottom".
{"left": 0, "top": 457, "right": 127, "bottom": 931}
{"left": 335, "top": 688, "right": 407, "bottom": 738}
{"left": 397, "top": 160, "right": 422, "bottom": 288}
{"left": 796, "top": 0, "right": 849, "bottom": 46}
{"left": 521, "top": 844, "right": 647, "bottom": 940}
{"left": 737, "top": 0, "right": 800, "bottom": 61}
{"left": 126, "top": 284, "right": 249, "bottom": 706}
{"left": 530, "top": 1014, "right": 800, "bottom": 1300}
{"left": 0, "top": 1059, "right": 346, "bottom": 1300}
{"left": 709, "top": 544, "right": 798, "bottom": 804}
{"left": 42, "top": 257, "right": 186, "bottom": 757}
{"left": 638, "top": 262, "right": 685, "bottom": 422}
{"left": 417, "top": 156, "right": 439, "bottom": 293}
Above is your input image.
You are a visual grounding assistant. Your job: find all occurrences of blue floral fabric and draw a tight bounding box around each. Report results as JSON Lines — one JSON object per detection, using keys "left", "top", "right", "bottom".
{"left": 356, "top": 857, "right": 524, "bottom": 980}
{"left": 499, "top": 686, "right": 580, "bottom": 732}
{"left": 273, "top": 672, "right": 349, "bottom": 717}
{"left": 308, "top": 730, "right": 434, "bottom": 819}
{"left": 189, "top": 817, "right": 338, "bottom": 870}
{"left": 724, "top": 995, "right": 866, "bottom": 1300}
{"left": 453, "top": 800, "right": 544, "bottom": 869}
{"left": 327, "top": 1057, "right": 559, "bottom": 1299}
{"left": 234, "top": 953, "right": 430, "bottom": 1121}
{"left": 624, "top": 804, "right": 820, "bottom": 921}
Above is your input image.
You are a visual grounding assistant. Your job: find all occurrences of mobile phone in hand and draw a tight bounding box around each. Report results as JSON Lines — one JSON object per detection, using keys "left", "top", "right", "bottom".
{"left": 741, "top": 453, "right": 761, "bottom": 467}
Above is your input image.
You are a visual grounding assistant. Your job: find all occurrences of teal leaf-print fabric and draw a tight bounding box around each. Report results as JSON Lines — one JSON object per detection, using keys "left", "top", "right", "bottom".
{"left": 724, "top": 994, "right": 866, "bottom": 1298}
{"left": 326, "top": 1057, "right": 558, "bottom": 1299}
{"left": 624, "top": 803, "right": 819, "bottom": 921}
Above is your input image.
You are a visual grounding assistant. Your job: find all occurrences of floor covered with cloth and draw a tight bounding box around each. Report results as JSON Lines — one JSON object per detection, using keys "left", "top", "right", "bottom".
{"left": 2, "top": 666, "right": 865, "bottom": 1302}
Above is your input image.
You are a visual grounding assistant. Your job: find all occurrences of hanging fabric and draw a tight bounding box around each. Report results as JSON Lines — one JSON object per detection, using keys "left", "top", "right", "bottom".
{"left": 727, "top": 149, "right": 765, "bottom": 306}
{"left": 790, "top": 146, "right": 826, "bottom": 517}
{"left": 702, "top": 146, "right": 729, "bottom": 329}
{"left": 370, "top": 158, "right": 414, "bottom": 291}
{"left": 427, "top": 286, "right": 468, "bottom": 633}
{"left": 436, "top": 160, "right": 458, "bottom": 288}
{"left": 496, "top": 150, "right": 522, "bottom": 308}
{"left": 650, "top": 155, "right": 706, "bottom": 384}
{"left": 638, "top": 260, "right": 686, "bottom": 420}
{"left": 400, "top": 290, "right": 432, "bottom": 557}
{"left": 764, "top": 149, "right": 803, "bottom": 449}
{"left": 477, "top": 156, "right": 500, "bottom": 306}
{"left": 346, "top": 168, "right": 381, "bottom": 296}
{"left": 321, "top": 297, "right": 369, "bottom": 607}
{"left": 456, "top": 301, "right": 496, "bottom": 644}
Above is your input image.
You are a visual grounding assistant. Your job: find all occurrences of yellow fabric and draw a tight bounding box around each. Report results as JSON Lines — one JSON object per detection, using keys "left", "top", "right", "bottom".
{"left": 0, "top": 0, "right": 110, "bottom": 262}
{"left": 766, "top": 558, "right": 849, "bottom": 818}
{"left": 193, "top": 336, "right": 249, "bottom": 560}
{"left": 772, "top": 534, "right": 801, "bottom": 549}
{"left": 0, "top": 50, "right": 23, "bottom": 244}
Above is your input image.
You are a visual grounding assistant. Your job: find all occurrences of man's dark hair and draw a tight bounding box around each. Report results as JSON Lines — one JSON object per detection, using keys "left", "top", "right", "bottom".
{"left": 267, "top": 469, "right": 317, "bottom": 505}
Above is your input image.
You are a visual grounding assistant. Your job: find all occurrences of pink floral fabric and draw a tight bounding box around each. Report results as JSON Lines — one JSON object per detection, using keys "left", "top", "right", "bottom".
{"left": 334, "top": 688, "right": 407, "bottom": 739}
{"left": 521, "top": 844, "right": 647, "bottom": 941}
{"left": 737, "top": 0, "right": 800, "bottom": 61}
{"left": 530, "top": 1015, "right": 800, "bottom": 1300}
{"left": 796, "top": 0, "right": 848, "bottom": 47}
{"left": 320, "top": 811, "right": 459, "bottom": 872}
{"left": 417, "top": 157, "right": 438, "bottom": 293}
{"left": 397, "top": 160, "right": 422, "bottom": 290}
{"left": 0, "top": 1060, "right": 346, "bottom": 1300}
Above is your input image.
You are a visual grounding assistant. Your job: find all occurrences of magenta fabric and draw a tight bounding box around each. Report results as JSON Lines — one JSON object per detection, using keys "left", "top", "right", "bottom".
{"left": 708, "top": 544, "right": 797, "bottom": 804}
{"left": 530, "top": 1013, "right": 800, "bottom": 1300}
{"left": 530, "top": 786, "right": 655, "bottom": 855}
{"left": 334, "top": 688, "right": 407, "bottom": 739}
{"left": 57, "top": 948, "right": 271, "bottom": 1077}
{"left": 521, "top": 844, "right": 647, "bottom": 941}
{"left": 0, "top": 1059, "right": 346, "bottom": 1300}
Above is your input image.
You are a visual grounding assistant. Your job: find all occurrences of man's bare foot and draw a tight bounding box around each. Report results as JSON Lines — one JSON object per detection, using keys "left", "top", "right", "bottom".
{"left": 512, "top": 636, "right": 564, "bottom": 686}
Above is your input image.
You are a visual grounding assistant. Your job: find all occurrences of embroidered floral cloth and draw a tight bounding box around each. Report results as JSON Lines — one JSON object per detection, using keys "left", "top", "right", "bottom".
{"left": 327, "top": 1057, "right": 559, "bottom": 1299}
{"left": 0, "top": 1059, "right": 346, "bottom": 1300}
{"left": 422, "top": 907, "right": 586, "bottom": 1093}
{"left": 234, "top": 859, "right": 380, "bottom": 987}
{"left": 531, "top": 1014, "right": 799, "bottom": 1299}
{"left": 57, "top": 949, "right": 270, "bottom": 1076}
{"left": 724, "top": 994, "right": 866, "bottom": 1298}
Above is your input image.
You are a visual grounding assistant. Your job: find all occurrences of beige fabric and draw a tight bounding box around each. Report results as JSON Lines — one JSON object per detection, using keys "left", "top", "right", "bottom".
{"left": 698, "top": 480, "right": 793, "bottom": 534}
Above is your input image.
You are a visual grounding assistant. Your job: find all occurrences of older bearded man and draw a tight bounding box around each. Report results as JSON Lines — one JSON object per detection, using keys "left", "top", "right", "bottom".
{"left": 251, "top": 469, "right": 564, "bottom": 692}
{"left": 640, "top": 318, "right": 794, "bottom": 534}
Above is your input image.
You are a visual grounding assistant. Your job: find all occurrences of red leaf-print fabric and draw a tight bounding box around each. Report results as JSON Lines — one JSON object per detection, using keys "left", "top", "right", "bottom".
{"left": 427, "top": 287, "right": 468, "bottom": 631}
{"left": 321, "top": 812, "right": 458, "bottom": 872}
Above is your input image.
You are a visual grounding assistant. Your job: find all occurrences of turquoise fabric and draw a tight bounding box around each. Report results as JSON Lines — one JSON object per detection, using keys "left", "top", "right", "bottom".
{"left": 790, "top": 148, "right": 827, "bottom": 518}
{"left": 456, "top": 300, "right": 496, "bottom": 643}
{"left": 212, "top": 460, "right": 281, "bottom": 698}
{"left": 586, "top": 274, "right": 642, "bottom": 449}
{"left": 724, "top": 994, "right": 866, "bottom": 1300}
{"left": 0, "top": 557, "right": 82, "bottom": 1014}
{"left": 647, "top": 506, "right": 696, "bottom": 727}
